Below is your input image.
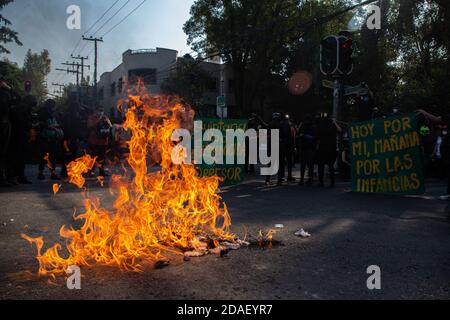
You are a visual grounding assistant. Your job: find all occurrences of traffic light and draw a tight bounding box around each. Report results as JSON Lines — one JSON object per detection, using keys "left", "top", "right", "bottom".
{"left": 24, "top": 80, "right": 32, "bottom": 93}
{"left": 337, "top": 36, "right": 353, "bottom": 75}
{"left": 320, "top": 36, "right": 338, "bottom": 76}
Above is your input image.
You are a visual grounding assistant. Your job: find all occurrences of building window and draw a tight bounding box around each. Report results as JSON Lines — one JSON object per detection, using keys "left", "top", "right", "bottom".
{"left": 111, "top": 82, "right": 116, "bottom": 97}
{"left": 128, "top": 68, "right": 157, "bottom": 85}
{"left": 118, "top": 78, "right": 123, "bottom": 94}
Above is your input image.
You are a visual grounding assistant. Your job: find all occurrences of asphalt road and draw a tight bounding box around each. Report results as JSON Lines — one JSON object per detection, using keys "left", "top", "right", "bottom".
{"left": 0, "top": 165, "right": 449, "bottom": 300}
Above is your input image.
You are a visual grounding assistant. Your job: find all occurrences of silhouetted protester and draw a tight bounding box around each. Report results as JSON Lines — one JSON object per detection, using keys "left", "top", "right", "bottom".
{"left": 245, "top": 115, "right": 258, "bottom": 174}
{"left": 60, "top": 99, "right": 85, "bottom": 178}
{"left": 255, "top": 113, "right": 282, "bottom": 185}
{"left": 37, "top": 99, "right": 64, "bottom": 180}
{"left": 298, "top": 115, "right": 317, "bottom": 186}
{"left": 417, "top": 110, "right": 450, "bottom": 196}
{"left": 419, "top": 125, "right": 435, "bottom": 178}
{"left": 316, "top": 116, "right": 342, "bottom": 188}
{"left": 280, "top": 114, "right": 296, "bottom": 182}
{"left": 87, "top": 106, "right": 112, "bottom": 177}
{"left": 8, "top": 95, "right": 36, "bottom": 184}
{"left": 432, "top": 126, "right": 445, "bottom": 178}
{"left": 0, "top": 79, "right": 13, "bottom": 187}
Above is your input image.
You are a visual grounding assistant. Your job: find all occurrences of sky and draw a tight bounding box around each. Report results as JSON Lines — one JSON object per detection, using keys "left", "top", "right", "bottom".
{"left": 1, "top": 0, "right": 195, "bottom": 94}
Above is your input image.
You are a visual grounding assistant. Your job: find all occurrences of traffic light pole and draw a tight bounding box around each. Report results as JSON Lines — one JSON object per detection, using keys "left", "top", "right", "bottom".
{"left": 332, "top": 79, "right": 340, "bottom": 120}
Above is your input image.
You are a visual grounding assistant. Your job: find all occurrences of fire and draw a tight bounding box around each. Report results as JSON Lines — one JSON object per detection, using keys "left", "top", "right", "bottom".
{"left": 43, "top": 153, "right": 53, "bottom": 170}
{"left": 66, "top": 154, "right": 96, "bottom": 189}
{"left": 97, "top": 176, "right": 105, "bottom": 187}
{"left": 52, "top": 184, "right": 61, "bottom": 195}
{"left": 21, "top": 86, "right": 234, "bottom": 276}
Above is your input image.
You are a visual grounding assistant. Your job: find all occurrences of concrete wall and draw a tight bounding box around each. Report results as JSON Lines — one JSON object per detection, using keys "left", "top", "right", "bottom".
{"left": 98, "top": 48, "right": 236, "bottom": 118}
{"left": 98, "top": 48, "right": 178, "bottom": 115}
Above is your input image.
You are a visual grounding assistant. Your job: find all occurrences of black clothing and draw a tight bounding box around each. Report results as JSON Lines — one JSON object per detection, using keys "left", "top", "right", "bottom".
{"left": 0, "top": 87, "right": 12, "bottom": 183}
{"left": 299, "top": 119, "right": 317, "bottom": 183}
{"left": 8, "top": 101, "right": 32, "bottom": 179}
{"left": 316, "top": 118, "right": 338, "bottom": 186}
{"left": 442, "top": 114, "right": 450, "bottom": 194}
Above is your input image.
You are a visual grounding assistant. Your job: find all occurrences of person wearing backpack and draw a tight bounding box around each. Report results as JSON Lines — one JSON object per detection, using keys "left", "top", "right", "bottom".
{"left": 87, "top": 106, "right": 112, "bottom": 177}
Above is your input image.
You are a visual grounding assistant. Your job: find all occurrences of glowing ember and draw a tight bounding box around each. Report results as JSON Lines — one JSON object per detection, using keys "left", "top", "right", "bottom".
{"left": 97, "top": 176, "right": 105, "bottom": 187}
{"left": 21, "top": 85, "right": 234, "bottom": 275}
{"left": 43, "top": 153, "right": 53, "bottom": 170}
{"left": 52, "top": 184, "right": 61, "bottom": 195}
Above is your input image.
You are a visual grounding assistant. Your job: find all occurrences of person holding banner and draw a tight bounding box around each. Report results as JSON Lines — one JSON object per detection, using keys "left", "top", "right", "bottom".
{"left": 417, "top": 110, "right": 450, "bottom": 196}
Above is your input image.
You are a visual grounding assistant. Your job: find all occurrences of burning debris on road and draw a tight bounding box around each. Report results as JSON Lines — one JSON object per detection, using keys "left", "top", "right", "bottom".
{"left": 21, "top": 85, "right": 241, "bottom": 276}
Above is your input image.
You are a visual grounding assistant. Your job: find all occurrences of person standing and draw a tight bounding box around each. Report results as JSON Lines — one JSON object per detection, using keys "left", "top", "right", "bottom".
{"left": 279, "top": 114, "right": 295, "bottom": 183}
{"left": 245, "top": 115, "right": 258, "bottom": 174}
{"left": 298, "top": 115, "right": 317, "bottom": 186}
{"left": 8, "top": 95, "right": 36, "bottom": 184}
{"left": 417, "top": 110, "right": 450, "bottom": 196}
{"left": 87, "top": 106, "right": 112, "bottom": 177}
{"left": 60, "top": 99, "right": 84, "bottom": 178}
{"left": 37, "top": 99, "right": 64, "bottom": 180}
{"left": 316, "top": 116, "right": 342, "bottom": 188}
{"left": 0, "top": 80, "right": 13, "bottom": 187}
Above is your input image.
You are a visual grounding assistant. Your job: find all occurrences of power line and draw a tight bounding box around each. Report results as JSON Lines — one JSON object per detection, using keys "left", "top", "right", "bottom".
{"left": 101, "top": 0, "right": 148, "bottom": 38}
{"left": 69, "top": 0, "right": 123, "bottom": 58}
{"left": 83, "top": 0, "right": 122, "bottom": 36}
{"left": 91, "top": 0, "right": 132, "bottom": 36}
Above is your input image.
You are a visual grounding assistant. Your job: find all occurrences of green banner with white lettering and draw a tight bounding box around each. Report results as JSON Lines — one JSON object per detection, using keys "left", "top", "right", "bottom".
{"left": 195, "top": 118, "right": 247, "bottom": 185}
{"left": 349, "top": 113, "right": 425, "bottom": 195}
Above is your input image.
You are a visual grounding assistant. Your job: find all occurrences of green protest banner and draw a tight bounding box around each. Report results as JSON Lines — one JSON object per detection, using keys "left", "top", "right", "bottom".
{"left": 349, "top": 113, "right": 425, "bottom": 195}
{"left": 195, "top": 118, "right": 247, "bottom": 185}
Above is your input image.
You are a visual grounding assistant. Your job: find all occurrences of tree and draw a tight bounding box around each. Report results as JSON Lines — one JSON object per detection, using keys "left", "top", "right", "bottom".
{"left": 184, "top": 0, "right": 450, "bottom": 120}
{"left": 0, "top": 0, "right": 22, "bottom": 54}
{"left": 161, "top": 54, "right": 215, "bottom": 109}
{"left": 184, "top": 0, "right": 352, "bottom": 118}
{"left": 22, "top": 49, "right": 51, "bottom": 102}
{"left": 0, "top": 58, "right": 23, "bottom": 93}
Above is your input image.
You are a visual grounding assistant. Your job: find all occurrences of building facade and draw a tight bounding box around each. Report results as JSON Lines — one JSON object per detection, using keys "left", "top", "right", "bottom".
{"left": 97, "top": 47, "right": 236, "bottom": 119}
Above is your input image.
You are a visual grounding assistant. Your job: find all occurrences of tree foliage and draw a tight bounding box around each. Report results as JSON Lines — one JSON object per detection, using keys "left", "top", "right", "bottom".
{"left": 184, "top": 0, "right": 450, "bottom": 120}
{"left": 22, "top": 49, "right": 51, "bottom": 102}
{"left": 0, "top": 58, "right": 22, "bottom": 93}
{"left": 161, "top": 54, "right": 215, "bottom": 108}
{"left": 0, "top": 0, "right": 22, "bottom": 54}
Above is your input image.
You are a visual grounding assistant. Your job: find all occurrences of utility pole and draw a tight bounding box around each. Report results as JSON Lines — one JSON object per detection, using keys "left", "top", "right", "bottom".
{"left": 60, "top": 62, "right": 81, "bottom": 86}
{"left": 70, "top": 55, "right": 90, "bottom": 100}
{"left": 71, "top": 55, "right": 90, "bottom": 84}
{"left": 52, "top": 83, "right": 65, "bottom": 95}
{"left": 82, "top": 36, "right": 103, "bottom": 104}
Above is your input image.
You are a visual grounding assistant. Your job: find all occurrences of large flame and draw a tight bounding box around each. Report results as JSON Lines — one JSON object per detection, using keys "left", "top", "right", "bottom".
{"left": 22, "top": 85, "right": 233, "bottom": 275}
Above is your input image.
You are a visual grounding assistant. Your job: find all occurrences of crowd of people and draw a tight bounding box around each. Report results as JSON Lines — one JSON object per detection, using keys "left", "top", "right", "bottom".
{"left": 246, "top": 112, "right": 342, "bottom": 187}
{"left": 0, "top": 79, "right": 127, "bottom": 187}
{"left": 246, "top": 107, "right": 450, "bottom": 196}
{"left": 1, "top": 76, "right": 449, "bottom": 196}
